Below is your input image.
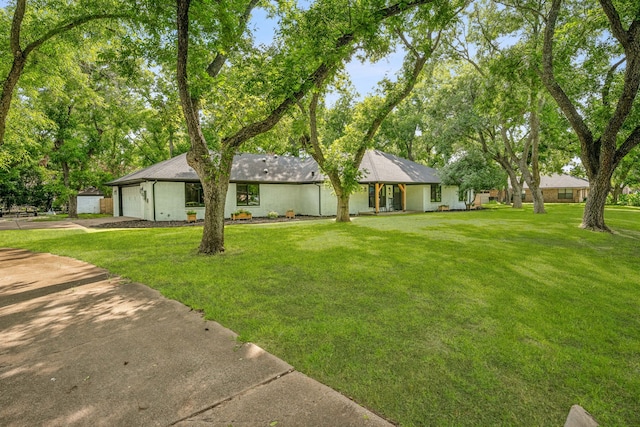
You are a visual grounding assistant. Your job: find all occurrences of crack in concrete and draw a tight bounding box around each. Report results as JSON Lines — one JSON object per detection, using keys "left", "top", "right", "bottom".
{"left": 168, "top": 368, "right": 296, "bottom": 426}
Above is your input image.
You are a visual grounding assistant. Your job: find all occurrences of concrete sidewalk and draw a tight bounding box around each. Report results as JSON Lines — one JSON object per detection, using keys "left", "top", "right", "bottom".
{"left": 0, "top": 248, "right": 393, "bottom": 426}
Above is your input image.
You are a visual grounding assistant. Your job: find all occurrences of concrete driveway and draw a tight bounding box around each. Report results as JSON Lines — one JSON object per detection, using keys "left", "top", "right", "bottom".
{"left": 0, "top": 248, "right": 392, "bottom": 426}
{"left": 0, "top": 216, "right": 138, "bottom": 230}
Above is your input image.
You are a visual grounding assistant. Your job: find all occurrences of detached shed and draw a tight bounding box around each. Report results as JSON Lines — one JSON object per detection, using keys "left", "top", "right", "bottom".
{"left": 77, "top": 188, "right": 104, "bottom": 214}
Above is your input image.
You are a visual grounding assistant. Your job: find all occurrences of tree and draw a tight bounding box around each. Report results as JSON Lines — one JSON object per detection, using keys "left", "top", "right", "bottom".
{"left": 299, "top": 21, "right": 446, "bottom": 222}
{"left": 374, "top": 79, "right": 448, "bottom": 167}
{"left": 446, "top": 0, "right": 556, "bottom": 213}
{"left": 610, "top": 149, "right": 640, "bottom": 203}
{"left": 0, "top": 0, "right": 134, "bottom": 145}
{"left": 439, "top": 148, "right": 506, "bottom": 206}
{"left": 35, "top": 38, "right": 150, "bottom": 217}
{"left": 540, "top": 0, "right": 640, "bottom": 231}
{"left": 176, "top": 0, "right": 437, "bottom": 253}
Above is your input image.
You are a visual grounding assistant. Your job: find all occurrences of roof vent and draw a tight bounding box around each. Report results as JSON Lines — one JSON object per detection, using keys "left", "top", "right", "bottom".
{"left": 274, "top": 155, "right": 278, "bottom": 158}
{"left": 311, "top": 171, "right": 315, "bottom": 177}
{"left": 262, "top": 158, "right": 266, "bottom": 162}
{"left": 264, "top": 169, "right": 268, "bottom": 174}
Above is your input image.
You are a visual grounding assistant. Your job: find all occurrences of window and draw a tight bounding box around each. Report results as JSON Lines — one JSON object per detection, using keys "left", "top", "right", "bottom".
{"left": 236, "top": 183, "right": 260, "bottom": 206}
{"left": 558, "top": 188, "right": 573, "bottom": 200}
{"left": 430, "top": 184, "right": 441, "bottom": 202}
{"left": 185, "top": 183, "right": 205, "bottom": 207}
{"left": 458, "top": 189, "right": 466, "bottom": 202}
{"left": 368, "top": 185, "right": 375, "bottom": 208}
{"left": 368, "top": 184, "right": 386, "bottom": 208}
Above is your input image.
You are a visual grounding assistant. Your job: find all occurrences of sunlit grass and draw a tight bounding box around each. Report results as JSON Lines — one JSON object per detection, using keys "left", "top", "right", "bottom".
{"left": 1, "top": 204, "right": 638, "bottom": 426}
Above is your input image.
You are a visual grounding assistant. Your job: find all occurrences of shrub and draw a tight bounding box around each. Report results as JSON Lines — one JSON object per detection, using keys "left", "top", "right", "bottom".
{"left": 267, "top": 211, "right": 279, "bottom": 219}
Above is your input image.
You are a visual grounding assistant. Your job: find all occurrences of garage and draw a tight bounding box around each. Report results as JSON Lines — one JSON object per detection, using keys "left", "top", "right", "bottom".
{"left": 121, "top": 186, "right": 143, "bottom": 219}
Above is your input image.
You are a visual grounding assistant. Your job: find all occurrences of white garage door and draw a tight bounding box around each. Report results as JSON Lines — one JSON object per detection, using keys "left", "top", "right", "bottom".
{"left": 121, "top": 186, "right": 143, "bottom": 218}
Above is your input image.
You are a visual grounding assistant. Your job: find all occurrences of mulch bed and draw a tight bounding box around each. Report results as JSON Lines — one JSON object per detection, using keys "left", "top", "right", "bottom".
{"left": 91, "top": 216, "right": 328, "bottom": 229}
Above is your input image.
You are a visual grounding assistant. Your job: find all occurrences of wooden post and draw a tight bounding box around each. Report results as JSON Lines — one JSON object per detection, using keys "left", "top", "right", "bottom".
{"left": 375, "top": 183, "right": 381, "bottom": 213}
{"left": 398, "top": 184, "right": 406, "bottom": 211}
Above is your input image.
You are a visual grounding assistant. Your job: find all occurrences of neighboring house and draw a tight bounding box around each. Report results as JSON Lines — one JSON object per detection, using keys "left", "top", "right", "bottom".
{"left": 106, "top": 150, "right": 468, "bottom": 221}
{"left": 520, "top": 174, "right": 590, "bottom": 203}
{"left": 77, "top": 188, "right": 104, "bottom": 214}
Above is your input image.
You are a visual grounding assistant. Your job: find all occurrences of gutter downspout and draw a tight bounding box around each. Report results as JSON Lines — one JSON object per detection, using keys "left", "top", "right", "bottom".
{"left": 152, "top": 181, "right": 157, "bottom": 221}
{"left": 117, "top": 186, "right": 123, "bottom": 217}
{"left": 315, "top": 183, "right": 322, "bottom": 216}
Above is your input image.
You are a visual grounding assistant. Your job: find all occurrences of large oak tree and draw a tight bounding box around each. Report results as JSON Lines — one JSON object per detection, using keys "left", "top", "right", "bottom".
{"left": 540, "top": 0, "right": 640, "bottom": 231}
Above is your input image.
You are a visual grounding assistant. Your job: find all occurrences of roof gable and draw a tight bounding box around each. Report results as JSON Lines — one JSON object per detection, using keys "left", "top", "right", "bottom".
{"left": 359, "top": 150, "right": 440, "bottom": 184}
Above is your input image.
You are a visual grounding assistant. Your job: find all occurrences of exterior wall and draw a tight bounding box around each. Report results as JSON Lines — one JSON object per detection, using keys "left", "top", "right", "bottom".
{"left": 523, "top": 188, "right": 589, "bottom": 203}
{"left": 442, "top": 185, "right": 465, "bottom": 210}
{"left": 349, "top": 186, "right": 369, "bottom": 214}
{"left": 228, "top": 183, "right": 302, "bottom": 217}
{"left": 297, "top": 184, "right": 324, "bottom": 215}
{"left": 113, "top": 187, "right": 120, "bottom": 216}
{"left": 406, "top": 185, "right": 426, "bottom": 211}
{"left": 421, "top": 185, "right": 466, "bottom": 211}
{"left": 116, "top": 180, "right": 467, "bottom": 220}
{"left": 77, "top": 196, "right": 103, "bottom": 214}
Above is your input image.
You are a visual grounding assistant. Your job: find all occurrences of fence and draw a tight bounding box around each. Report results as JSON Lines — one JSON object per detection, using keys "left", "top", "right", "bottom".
{"left": 100, "top": 198, "right": 113, "bottom": 214}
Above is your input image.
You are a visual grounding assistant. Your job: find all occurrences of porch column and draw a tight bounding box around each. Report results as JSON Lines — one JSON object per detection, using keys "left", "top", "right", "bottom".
{"left": 398, "top": 184, "right": 406, "bottom": 211}
{"left": 375, "top": 183, "right": 382, "bottom": 213}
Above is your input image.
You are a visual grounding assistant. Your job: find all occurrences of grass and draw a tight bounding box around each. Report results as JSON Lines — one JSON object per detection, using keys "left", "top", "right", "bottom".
{"left": 28, "top": 213, "right": 112, "bottom": 222}
{"left": 1, "top": 204, "right": 639, "bottom": 426}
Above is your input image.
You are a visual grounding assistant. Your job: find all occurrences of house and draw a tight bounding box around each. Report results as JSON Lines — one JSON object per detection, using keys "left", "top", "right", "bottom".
{"left": 106, "top": 150, "right": 468, "bottom": 221}
{"left": 521, "top": 174, "right": 590, "bottom": 203}
{"left": 77, "top": 188, "right": 104, "bottom": 214}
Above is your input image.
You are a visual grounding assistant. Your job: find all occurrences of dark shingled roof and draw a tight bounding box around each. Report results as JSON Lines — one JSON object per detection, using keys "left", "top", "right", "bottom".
{"left": 107, "top": 150, "right": 440, "bottom": 186}
{"left": 359, "top": 150, "right": 440, "bottom": 184}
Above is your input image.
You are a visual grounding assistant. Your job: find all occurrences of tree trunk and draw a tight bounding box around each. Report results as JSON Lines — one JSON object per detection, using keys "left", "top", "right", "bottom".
{"left": 336, "top": 190, "right": 351, "bottom": 222}
{"left": 611, "top": 184, "right": 622, "bottom": 204}
{"left": 581, "top": 169, "right": 613, "bottom": 231}
{"left": 530, "top": 187, "right": 545, "bottom": 213}
{"left": 511, "top": 182, "right": 523, "bottom": 208}
{"left": 185, "top": 148, "right": 233, "bottom": 254}
{"left": 0, "top": 56, "right": 26, "bottom": 144}
{"left": 504, "top": 167, "right": 523, "bottom": 208}
{"left": 68, "top": 194, "right": 78, "bottom": 218}
{"left": 198, "top": 177, "right": 229, "bottom": 253}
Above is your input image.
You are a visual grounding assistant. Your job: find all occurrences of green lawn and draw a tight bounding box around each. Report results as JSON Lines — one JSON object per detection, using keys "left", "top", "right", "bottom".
{"left": 1, "top": 204, "right": 639, "bottom": 426}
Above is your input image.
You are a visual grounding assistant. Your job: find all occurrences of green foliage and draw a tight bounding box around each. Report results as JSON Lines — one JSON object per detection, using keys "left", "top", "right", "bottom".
{"left": 608, "top": 193, "right": 640, "bottom": 207}
{"left": 439, "top": 149, "right": 506, "bottom": 193}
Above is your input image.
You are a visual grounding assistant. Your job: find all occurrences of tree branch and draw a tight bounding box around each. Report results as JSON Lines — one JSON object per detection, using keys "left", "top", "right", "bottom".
{"left": 540, "top": 0, "right": 595, "bottom": 174}
{"left": 10, "top": 0, "right": 26, "bottom": 55}
{"left": 598, "top": 0, "right": 630, "bottom": 50}
{"left": 23, "top": 12, "right": 130, "bottom": 57}
{"left": 602, "top": 56, "right": 626, "bottom": 107}
{"left": 222, "top": 0, "right": 436, "bottom": 149}
{"left": 614, "top": 126, "right": 640, "bottom": 165}
{"left": 206, "top": 0, "right": 260, "bottom": 78}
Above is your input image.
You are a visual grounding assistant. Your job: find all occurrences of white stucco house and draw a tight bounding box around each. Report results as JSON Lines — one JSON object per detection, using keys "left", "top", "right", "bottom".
{"left": 106, "top": 150, "right": 468, "bottom": 221}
